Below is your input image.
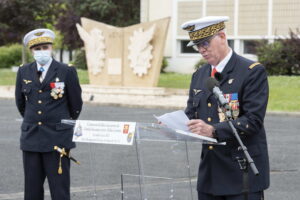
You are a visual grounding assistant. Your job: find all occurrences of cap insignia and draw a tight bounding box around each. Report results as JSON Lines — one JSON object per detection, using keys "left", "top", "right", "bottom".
{"left": 34, "top": 32, "right": 44, "bottom": 36}
{"left": 184, "top": 25, "right": 195, "bottom": 31}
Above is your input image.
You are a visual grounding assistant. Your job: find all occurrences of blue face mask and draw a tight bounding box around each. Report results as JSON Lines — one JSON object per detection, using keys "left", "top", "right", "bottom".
{"left": 33, "top": 50, "right": 52, "bottom": 65}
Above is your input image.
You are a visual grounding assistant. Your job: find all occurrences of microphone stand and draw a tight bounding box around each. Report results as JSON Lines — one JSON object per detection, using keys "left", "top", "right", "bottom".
{"left": 220, "top": 106, "right": 259, "bottom": 200}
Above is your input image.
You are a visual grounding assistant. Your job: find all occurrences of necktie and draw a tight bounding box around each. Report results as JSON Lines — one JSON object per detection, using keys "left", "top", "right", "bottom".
{"left": 38, "top": 67, "right": 45, "bottom": 83}
{"left": 211, "top": 67, "right": 217, "bottom": 77}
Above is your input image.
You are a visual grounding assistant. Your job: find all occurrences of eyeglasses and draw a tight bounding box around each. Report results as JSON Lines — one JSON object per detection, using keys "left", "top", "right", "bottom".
{"left": 193, "top": 33, "right": 219, "bottom": 51}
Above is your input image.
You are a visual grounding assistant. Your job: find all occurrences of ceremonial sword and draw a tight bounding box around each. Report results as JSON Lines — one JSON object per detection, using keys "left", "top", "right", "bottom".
{"left": 54, "top": 146, "right": 80, "bottom": 174}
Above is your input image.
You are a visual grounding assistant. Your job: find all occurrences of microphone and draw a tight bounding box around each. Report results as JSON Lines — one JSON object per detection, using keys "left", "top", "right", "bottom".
{"left": 214, "top": 72, "right": 223, "bottom": 82}
{"left": 206, "top": 77, "right": 228, "bottom": 107}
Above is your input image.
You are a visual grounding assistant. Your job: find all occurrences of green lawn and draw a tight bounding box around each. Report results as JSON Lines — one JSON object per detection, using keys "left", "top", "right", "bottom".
{"left": 268, "top": 76, "right": 300, "bottom": 112}
{"left": 158, "top": 72, "right": 192, "bottom": 89}
{"left": 0, "top": 69, "right": 17, "bottom": 85}
{"left": 1, "top": 69, "right": 299, "bottom": 112}
{"left": 0, "top": 69, "right": 89, "bottom": 85}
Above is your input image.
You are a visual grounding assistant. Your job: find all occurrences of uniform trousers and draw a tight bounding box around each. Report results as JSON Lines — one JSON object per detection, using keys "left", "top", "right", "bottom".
{"left": 23, "top": 151, "right": 71, "bottom": 200}
{"left": 198, "top": 191, "right": 264, "bottom": 200}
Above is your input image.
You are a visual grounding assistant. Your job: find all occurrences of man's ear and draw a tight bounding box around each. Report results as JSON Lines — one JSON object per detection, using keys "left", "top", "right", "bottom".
{"left": 218, "top": 32, "right": 227, "bottom": 45}
{"left": 219, "top": 31, "right": 226, "bottom": 40}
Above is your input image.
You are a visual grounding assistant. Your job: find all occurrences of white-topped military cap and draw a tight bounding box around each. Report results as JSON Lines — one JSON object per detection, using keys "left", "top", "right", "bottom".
{"left": 23, "top": 28, "right": 55, "bottom": 49}
{"left": 181, "top": 16, "right": 229, "bottom": 47}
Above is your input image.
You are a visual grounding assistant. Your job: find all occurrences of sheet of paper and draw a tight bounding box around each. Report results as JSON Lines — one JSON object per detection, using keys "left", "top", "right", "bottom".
{"left": 175, "top": 130, "right": 218, "bottom": 143}
{"left": 154, "top": 110, "right": 224, "bottom": 144}
{"left": 154, "top": 110, "right": 189, "bottom": 132}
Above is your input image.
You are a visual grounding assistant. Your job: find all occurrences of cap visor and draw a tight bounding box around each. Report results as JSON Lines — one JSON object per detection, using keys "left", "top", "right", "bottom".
{"left": 29, "top": 42, "right": 53, "bottom": 49}
{"left": 186, "top": 35, "right": 214, "bottom": 47}
{"left": 187, "top": 41, "right": 195, "bottom": 47}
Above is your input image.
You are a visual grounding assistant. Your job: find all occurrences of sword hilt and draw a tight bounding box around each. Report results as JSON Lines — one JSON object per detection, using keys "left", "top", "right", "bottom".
{"left": 54, "top": 146, "right": 80, "bottom": 165}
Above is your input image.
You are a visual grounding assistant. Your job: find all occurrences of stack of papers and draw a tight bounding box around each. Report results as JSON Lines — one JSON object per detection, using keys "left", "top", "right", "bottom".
{"left": 154, "top": 110, "right": 219, "bottom": 144}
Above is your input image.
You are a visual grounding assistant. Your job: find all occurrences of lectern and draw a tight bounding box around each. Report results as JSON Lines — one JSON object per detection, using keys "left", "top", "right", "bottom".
{"left": 62, "top": 120, "right": 216, "bottom": 200}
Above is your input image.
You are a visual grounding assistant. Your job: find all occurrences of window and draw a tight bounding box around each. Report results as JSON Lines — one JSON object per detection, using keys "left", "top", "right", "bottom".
{"left": 243, "top": 40, "right": 261, "bottom": 54}
{"left": 180, "top": 40, "right": 198, "bottom": 54}
{"left": 228, "top": 40, "right": 234, "bottom": 49}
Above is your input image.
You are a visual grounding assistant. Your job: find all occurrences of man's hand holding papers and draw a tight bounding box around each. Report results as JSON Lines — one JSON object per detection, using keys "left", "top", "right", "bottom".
{"left": 154, "top": 110, "right": 219, "bottom": 144}
{"left": 187, "top": 119, "right": 214, "bottom": 138}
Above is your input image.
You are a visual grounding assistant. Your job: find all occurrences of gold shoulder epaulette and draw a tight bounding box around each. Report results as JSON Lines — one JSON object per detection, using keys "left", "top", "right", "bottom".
{"left": 248, "top": 62, "right": 260, "bottom": 70}
{"left": 19, "top": 64, "right": 24, "bottom": 67}
{"left": 68, "top": 63, "right": 74, "bottom": 67}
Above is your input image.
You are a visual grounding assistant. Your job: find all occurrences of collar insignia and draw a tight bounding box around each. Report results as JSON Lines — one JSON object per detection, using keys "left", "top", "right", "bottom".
{"left": 23, "top": 79, "right": 32, "bottom": 84}
{"left": 228, "top": 79, "right": 234, "bottom": 84}
{"left": 193, "top": 89, "right": 202, "bottom": 95}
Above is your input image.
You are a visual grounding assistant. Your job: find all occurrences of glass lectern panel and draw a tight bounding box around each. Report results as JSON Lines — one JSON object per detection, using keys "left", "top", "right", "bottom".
{"left": 62, "top": 120, "right": 200, "bottom": 200}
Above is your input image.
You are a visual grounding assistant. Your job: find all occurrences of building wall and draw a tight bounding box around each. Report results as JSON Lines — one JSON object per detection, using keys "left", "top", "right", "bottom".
{"left": 238, "top": 0, "right": 268, "bottom": 36}
{"left": 273, "top": 0, "right": 300, "bottom": 35}
{"left": 206, "top": 0, "right": 234, "bottom": 36}
{"left": 177, "top": 1, "right": 203, "bottom": 36}
{"left": 141, "top": 0, "right": 300, "bottom": 74}
{"left": 141, "top": 0, "right": 173, "bottom": 57}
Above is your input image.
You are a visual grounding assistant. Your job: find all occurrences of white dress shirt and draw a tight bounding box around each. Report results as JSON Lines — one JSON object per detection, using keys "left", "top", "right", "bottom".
{"left": 36, "top": 57, "right": 53, "bottom": 81}
{"left": 211, "top": 48, "right": 233, "bottom": 73}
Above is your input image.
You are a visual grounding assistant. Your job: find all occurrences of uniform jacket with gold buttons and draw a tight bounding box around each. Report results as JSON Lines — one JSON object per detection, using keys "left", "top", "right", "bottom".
{"left": 15, "top": 59, "right": 83, "bottom": 152}
{"left": 185, "top": 52, "right": 270, "bottom": 195}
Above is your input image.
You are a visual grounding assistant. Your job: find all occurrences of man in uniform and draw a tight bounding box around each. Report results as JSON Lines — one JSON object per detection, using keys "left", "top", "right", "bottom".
{"left": 182, "top": 16, "right": 270, "bottom": 199}
{"left": 15, "top": 28, "right": 83, "bottom": 200}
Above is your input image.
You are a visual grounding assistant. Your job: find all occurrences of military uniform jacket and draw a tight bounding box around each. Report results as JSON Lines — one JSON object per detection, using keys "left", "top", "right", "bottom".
{"left": 15, "top": 59, "right": 83, "bottom": 152}
{"left": 185, "top": 52, "right": 270, "bottom": 195}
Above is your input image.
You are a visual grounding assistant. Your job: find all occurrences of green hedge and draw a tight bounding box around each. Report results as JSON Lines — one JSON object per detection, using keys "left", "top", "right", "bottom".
{"left": 194, "top": 58, "right": 207, "bottom": 71}
{"left": 257, "top": 30, "right": 300, "bottom": 75}
{"left": 0, "top": 44, "right": 32, "bottom": 69}
{"left": 71, "top": 49, "right": 87, "bottom": 70}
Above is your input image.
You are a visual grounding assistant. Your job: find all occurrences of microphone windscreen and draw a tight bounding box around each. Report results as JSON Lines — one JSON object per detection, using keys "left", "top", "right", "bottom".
{"left": 37, "top": 71, "right": 42, "bottom": 76}
{"left": 206, "top": 77, "right": 219, "bottom": 92}
{"left": 214, "top": 72, "right": 223, "bottom": 81}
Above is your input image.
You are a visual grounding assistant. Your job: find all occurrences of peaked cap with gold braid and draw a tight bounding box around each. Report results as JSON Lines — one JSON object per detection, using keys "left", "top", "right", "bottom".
{"left": 181, "top": 16, "right": 229, "bottom": 47}
{"left": 23, "top": 28, "right": 55, "bottom": 49}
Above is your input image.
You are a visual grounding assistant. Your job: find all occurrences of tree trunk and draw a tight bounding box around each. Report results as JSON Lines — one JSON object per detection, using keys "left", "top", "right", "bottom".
{"left": 22, "top": 44, "right": 27, "bottom": 64}
{"left": 60, "top": 48, "right": 63, "bottom": 62}
{"left": 69, "top": 48, "right": 73, "bottom": 62}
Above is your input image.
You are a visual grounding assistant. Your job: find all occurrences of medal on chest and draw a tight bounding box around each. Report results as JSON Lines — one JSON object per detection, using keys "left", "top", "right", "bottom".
{"left": 225, "top": 93, "right": 239, "bottom": 119}
{"left": 218, "top": 93, "right": 240, "bottom": 122}
{"left": 50, "top": 78, "right": 65, "bottom": 100}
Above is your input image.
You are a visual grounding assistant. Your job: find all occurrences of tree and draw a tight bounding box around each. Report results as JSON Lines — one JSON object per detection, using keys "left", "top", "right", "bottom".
{"left": 0, "top": 0, "right": 63, "bottom": 46}
{"left": 55, "top": 0, "right": 140, "bottom": 51}
{"left": 0, "top": 0, "right": 65, "bottom": 63}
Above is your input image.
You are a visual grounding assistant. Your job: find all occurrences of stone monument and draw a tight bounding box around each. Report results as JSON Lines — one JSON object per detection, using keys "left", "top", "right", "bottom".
{"left": 76, "top": 17, "right": 170, "bottom": 87}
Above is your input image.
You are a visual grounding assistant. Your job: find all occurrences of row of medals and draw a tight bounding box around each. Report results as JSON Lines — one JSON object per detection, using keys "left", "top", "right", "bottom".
{"left": 50, "top": 88, "right": 64, "bottom": 99}
{"left": 50, "top": 77, "right": 64, "bottom": 100}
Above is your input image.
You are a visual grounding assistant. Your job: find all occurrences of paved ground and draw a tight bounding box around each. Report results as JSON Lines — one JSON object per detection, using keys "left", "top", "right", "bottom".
{"left": 0, "top": 99, "right": 299, "bottom": 200}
